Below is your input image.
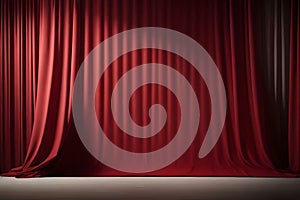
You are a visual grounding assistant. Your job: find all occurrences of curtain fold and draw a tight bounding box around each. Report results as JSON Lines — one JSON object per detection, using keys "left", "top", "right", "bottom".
{"left": 0, "top": 0, "right": 299, "bottom": 177}
{"left": 288, "top": 0, "right": 300, "bottom": 173}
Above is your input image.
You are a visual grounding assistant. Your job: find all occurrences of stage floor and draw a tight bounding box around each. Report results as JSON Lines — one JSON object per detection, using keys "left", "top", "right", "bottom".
{"left": 0, "top": 177, "right": 299, "bottom": 200}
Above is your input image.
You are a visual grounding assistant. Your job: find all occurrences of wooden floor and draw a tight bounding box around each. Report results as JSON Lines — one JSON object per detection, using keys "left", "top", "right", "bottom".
{"left": 0, "top": 177, "right": 299, "bottom": 200}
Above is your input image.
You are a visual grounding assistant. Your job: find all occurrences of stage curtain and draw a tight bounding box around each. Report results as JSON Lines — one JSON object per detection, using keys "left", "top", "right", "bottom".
{"left": 0, "top": 0, "right": 299, "bottom": 177}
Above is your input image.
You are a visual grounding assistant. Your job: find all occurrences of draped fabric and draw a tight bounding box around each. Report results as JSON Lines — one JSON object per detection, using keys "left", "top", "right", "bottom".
{"left": 0, "top": 0, "right": 299, "bottom": 177}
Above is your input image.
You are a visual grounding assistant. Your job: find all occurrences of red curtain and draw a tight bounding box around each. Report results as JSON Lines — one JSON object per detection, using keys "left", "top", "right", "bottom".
{"left": 0, "top": 0, "right": 299, "bottom": 177}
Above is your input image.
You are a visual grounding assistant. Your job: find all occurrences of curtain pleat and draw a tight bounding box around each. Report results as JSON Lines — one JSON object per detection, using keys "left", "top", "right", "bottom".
{"left": 288, "top": 0, "right": 300, "bottom": 173}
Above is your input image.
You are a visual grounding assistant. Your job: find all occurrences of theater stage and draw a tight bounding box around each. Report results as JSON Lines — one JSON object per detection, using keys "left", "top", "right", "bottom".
{"left": 0, "top": 177, "right": 299, "bottom": 200}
